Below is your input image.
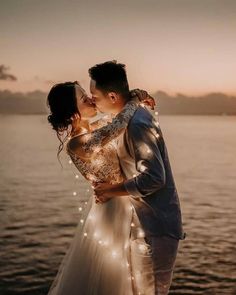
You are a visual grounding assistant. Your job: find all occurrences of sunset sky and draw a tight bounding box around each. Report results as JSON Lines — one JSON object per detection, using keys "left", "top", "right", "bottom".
{"left": 0, "top": 0, "right": 236, "bottom": 95}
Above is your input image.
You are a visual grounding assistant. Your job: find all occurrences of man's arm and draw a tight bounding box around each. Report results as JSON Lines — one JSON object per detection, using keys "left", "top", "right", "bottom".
{"left": 94, "top": 120, "right": 166, "bottom": 202}
{"left": 123, "top": 121, "right": 166, "bottom": 198}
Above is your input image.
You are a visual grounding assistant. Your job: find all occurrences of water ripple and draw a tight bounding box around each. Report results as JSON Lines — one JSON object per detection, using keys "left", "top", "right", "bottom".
{"left": 0, "top": 115, "right": 235, "bottom": 295}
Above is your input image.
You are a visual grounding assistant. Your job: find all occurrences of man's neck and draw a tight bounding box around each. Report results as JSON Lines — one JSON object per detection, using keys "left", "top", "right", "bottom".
{"left": 112, "top": 94, "right": 129, "bottom": 115}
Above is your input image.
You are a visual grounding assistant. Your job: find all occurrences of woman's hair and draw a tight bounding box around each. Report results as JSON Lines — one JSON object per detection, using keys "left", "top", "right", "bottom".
{"left": 46, "top": 81, "right": 81, "bottom": 167}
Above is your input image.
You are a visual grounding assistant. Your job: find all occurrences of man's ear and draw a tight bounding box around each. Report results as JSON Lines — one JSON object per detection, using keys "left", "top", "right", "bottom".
{"left": 108, "top": 92, "right": 119, "bottom": 104}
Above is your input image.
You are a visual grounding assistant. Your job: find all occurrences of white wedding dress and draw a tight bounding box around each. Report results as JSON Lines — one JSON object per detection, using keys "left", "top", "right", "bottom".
{"left": 47, "top": 100, "right": 150, "bottom": 295}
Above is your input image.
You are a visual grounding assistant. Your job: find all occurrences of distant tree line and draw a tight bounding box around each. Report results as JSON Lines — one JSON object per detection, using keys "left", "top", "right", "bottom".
{"left": 154, "top": 91, "right": 236, "bottom": 115}
{"left": 0, "top": 89, "right": 236, "bottom": 115}
{"left": 0, "top": 90, "right": 47, "bottom": 114}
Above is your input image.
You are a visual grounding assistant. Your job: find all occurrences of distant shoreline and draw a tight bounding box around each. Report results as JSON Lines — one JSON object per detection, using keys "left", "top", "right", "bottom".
{"left": 1, "top": 89, "right": 236, "bottom": 116}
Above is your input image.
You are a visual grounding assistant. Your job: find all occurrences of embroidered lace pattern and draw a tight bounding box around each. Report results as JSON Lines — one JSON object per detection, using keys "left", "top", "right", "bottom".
{"left": 65, "top": 100, "right": 139, "bottom": 184}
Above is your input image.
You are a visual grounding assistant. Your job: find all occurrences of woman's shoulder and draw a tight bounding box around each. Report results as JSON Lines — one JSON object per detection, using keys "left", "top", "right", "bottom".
{"left": 67, "top": 132, "right": 95, "bottom": 160}
{"left": 67, "top": 133, "right": 88, "bottom": 154}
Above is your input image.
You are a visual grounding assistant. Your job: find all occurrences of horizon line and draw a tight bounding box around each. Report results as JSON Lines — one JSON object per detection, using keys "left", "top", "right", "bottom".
{"left": 0, "top": 87, "right": 236, "bottom": 98}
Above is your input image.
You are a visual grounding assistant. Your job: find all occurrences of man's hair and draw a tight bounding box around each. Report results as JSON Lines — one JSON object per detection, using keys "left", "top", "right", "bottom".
{"left": 88, "top": 60, "right": 130, "bottom": 100}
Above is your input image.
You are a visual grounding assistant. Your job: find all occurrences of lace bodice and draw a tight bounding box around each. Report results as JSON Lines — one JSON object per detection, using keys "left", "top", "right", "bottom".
{"left": 66, "top": 100, "right": 140, "bottom": 184}
{"left": 67, "top": 140, "right": 123, "bottom": 184}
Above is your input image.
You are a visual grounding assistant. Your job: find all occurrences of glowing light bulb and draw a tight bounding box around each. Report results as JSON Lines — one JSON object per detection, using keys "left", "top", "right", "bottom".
{"left": 73, "top": 191, "right": 77, "bottom": 196}
{"left": 84, "top": 232, "right": 87, "bottom": 237}
{"left": 68, "top": 160, "right": 72, "bottom": 164}
{"left": 131, "top": 222, "right": 135, "bottom": 227}
{"left": 155, "top": 111, "right": 158, "bottom": 116}
{"left": 140, "top": 165, "right": 146, "bottom": 172}
{"left": 78, "top": 207, "right": 82, "bottom": 212}
{"left": 75, "top": 174, "right": 79, "bottom": 179}
{"left": 133, "top": 174, "right": 137, "bottom": 178}
{"left": 137, "top": 229, "right": 145, "bottom": 238}
{"left": 147, "top": 149, "right": 151, "bottom": 154}
{"left": 98, "top": 240, "right": 102, "bottom": 245}
{"left": 80, "top": 219, "right": 84, "bottom": 224}
{"left": 86, "top": 189, "right": 90, "bottom": 192}
{"left": 85, "top": 201, "right": 88, "bottom": 205}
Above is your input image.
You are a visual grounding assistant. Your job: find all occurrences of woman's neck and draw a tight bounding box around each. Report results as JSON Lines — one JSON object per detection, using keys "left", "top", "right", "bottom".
{"left": 71, "top": 119, "right": 90, "bottom": 136}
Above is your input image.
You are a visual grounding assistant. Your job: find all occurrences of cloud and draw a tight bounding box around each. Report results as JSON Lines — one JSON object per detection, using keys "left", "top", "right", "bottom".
{"left": 0, "top": 65, "right": 17, "bottom": 81}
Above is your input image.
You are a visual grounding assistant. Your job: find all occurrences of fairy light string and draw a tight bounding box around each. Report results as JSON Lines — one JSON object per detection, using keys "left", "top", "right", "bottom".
{"left": 64, "top": 100, "right": 159, "bottom": 281}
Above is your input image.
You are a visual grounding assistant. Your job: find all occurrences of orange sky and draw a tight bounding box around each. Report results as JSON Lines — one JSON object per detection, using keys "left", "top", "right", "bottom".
{"left": 0, "top": 0, "right": 236, "bottom": 96}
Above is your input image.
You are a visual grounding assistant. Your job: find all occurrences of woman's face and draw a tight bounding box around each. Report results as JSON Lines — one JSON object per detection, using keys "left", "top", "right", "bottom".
{"left": 75, "top": 84, "right": 97, "bottom": 119}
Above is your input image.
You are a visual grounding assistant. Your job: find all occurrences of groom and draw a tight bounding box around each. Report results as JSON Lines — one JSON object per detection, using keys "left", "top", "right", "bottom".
{"left": 90, "top": 61, "right": 186, "bottom": 295}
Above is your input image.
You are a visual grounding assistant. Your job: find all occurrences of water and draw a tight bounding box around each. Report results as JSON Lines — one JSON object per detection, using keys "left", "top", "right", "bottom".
{"left": 0, "top": 114, "right": 235, "bottom": 295}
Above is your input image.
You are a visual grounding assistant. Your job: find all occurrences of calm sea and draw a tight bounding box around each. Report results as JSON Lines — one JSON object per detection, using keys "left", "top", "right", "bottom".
{"left": 0, "top": 114, "right": 235, "bottom": 295}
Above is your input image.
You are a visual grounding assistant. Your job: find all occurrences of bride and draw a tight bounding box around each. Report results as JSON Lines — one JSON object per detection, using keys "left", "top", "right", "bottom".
{"left": 46, "top": 81, "right": 155, "bottom": 295}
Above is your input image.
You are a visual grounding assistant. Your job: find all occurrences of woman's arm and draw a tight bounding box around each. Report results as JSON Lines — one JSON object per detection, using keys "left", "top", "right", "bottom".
{"left": 66, "top": 100, "right": 139, "bottom": 159}
{"left": 89, "top": 89, "right": 155, "bottom": 130}
{"left": 66, "top": 90, "right": 155, "bottom": 159}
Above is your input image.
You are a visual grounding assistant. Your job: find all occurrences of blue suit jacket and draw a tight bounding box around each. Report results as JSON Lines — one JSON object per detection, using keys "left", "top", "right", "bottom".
{"left": 117, "top": 106, "right": 186, "bottom": 240}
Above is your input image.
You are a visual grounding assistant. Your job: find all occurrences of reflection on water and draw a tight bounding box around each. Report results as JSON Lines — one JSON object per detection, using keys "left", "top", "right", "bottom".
{"left": 0, "top": 114, "right": 236, "bottom": 295}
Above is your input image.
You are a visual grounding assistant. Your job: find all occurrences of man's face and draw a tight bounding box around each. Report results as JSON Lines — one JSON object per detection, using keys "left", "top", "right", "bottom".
{"left": 90, "top": 79, "right": 116, "bottom": 113}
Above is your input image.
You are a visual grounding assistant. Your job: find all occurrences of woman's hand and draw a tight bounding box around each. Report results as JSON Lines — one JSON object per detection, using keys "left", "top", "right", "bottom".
{"left": 92, "top": 182, "right": 115, "bottom": 204}
{"left": 92, "top": 181, "right": 128, "bottom": 204}
{"left": 130, "top": 89, "right": 156, "bottom": 110}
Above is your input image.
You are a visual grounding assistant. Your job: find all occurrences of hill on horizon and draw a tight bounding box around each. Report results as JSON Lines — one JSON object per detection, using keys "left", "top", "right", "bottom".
{"left": 0, "top": 89, "right": 236, "bottom": 115}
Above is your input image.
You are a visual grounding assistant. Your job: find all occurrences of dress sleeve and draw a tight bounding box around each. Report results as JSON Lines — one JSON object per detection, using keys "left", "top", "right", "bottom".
{"left": 67, "top": 99, "right": 140, "bottom": 158}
